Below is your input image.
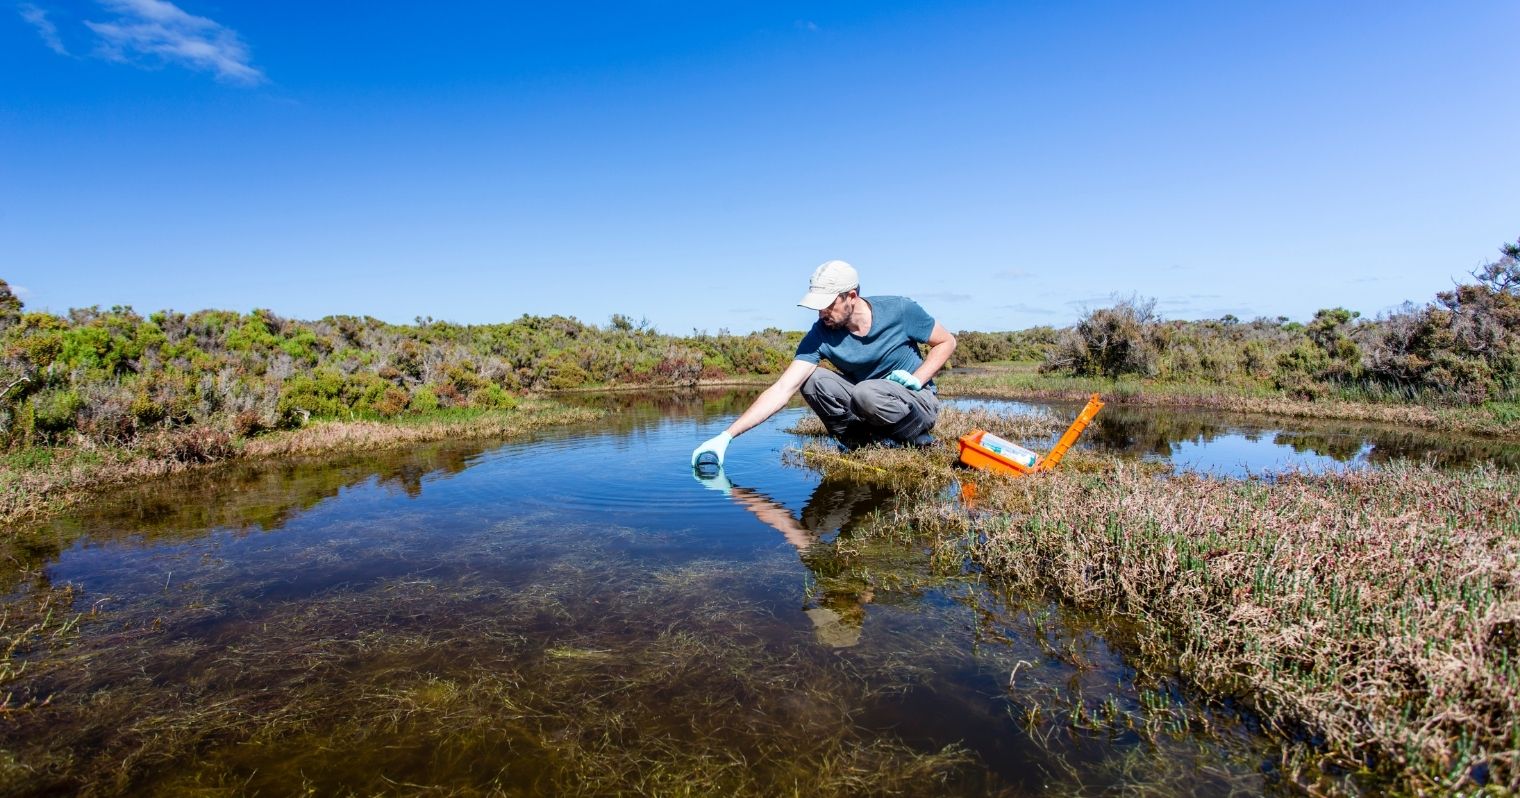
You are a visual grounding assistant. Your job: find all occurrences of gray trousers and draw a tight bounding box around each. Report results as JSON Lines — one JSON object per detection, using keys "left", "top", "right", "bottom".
{"left": 800, "top": 369, "right": 941, "bottom": 443}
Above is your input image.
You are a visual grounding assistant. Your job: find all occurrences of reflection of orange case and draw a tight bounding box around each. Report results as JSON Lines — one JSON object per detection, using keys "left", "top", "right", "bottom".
{"left": 957, "top": 393, "right": 1105, "bottom": 477}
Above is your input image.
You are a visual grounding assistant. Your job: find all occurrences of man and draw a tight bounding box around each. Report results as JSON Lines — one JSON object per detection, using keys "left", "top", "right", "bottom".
{"left": 691, "top": 259, "right": 957, "bottom": 466}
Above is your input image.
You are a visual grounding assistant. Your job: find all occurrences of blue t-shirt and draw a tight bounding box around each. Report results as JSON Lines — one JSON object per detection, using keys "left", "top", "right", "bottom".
{"left": 795, "top": 296, "right": 937, "bottom": 388}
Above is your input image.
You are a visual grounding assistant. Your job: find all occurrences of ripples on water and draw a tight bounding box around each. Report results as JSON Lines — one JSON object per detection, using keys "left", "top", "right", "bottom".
{"left": 6, "top": 389, "right": 1512, "bottom": 795}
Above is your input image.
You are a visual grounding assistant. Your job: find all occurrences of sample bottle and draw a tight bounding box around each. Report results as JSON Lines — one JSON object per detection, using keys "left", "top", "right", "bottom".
{"left": 979, "top": 433, "right": 1039, "bottom": 468}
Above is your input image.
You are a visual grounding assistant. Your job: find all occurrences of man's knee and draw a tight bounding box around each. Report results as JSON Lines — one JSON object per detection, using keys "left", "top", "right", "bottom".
{"left": 802, "top": 370, "right": 860, "bottom": 434}
{"left": 802, "top": 369, "right": 848, "bottom": 398}
{"left": 851, "top": 379, "right": 911, "bottom": 423}
{"left": 854, "top": 380, "right": 939, "bottom": 434}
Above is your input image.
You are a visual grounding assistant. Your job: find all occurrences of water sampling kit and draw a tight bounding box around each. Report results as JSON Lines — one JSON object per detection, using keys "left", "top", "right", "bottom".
{"left": 957, "top": 393, "right": 1105, "bottom": 476}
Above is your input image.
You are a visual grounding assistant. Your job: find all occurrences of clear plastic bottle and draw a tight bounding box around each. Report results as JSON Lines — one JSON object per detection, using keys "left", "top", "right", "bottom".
{"left": 979, "top": 433, "right": 1039, "bottom": 468}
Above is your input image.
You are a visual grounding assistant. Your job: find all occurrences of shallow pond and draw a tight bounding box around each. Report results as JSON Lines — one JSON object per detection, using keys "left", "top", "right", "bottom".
{"left": 4, "top": 390, "right": 1513, "bottom": 795}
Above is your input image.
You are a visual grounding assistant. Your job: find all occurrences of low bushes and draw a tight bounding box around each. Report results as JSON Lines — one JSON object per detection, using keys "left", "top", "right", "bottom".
{"left": 1036, "top": 237, "right": 1520, "bottom": 405}
{"left": 0, "top": 285, "right": 798, "bottom": 452}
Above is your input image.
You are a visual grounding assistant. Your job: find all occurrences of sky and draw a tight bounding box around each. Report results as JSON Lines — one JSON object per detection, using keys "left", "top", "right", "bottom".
{"left": 3, "top": 1, "right": 1517, "bottom": 335}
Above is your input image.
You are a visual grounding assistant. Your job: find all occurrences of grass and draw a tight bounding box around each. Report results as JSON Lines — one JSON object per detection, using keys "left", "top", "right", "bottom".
{"left": 0, "top": 399, "right": 603, "bottom": 528}
{"left": 939, "top": 362, "right": 1520, "bottom": 439}
{"left": 812, "top": 454, "right": 1520, "bottom": 792}
{"left": 0, "top": 582, "right": 85, "bottom": 713}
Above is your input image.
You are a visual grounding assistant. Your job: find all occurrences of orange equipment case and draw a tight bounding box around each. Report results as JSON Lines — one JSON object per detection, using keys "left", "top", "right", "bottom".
{"left": 957, "top": 393, "right": 1105, "bottom": 477}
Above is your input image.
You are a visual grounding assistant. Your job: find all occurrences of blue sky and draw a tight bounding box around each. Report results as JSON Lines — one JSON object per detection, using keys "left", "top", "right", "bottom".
{"left": 3, "top": 1, "right": 1517, "bottom": 334}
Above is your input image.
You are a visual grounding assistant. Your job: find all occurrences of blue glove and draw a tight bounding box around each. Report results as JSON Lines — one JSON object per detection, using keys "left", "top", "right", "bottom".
{"left": 886, "top": 369, "right": 922, "bottom": 391}
{"left": 691, "top": 431, "right": 733, "bottom": 467}
{"left": 692, "top": 466, "right": 733, "bottom": 495}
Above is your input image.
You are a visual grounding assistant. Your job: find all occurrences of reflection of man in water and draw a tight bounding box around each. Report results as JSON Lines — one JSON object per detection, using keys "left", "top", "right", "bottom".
{"left": 724, "top": 478, "right": 891, "bottom": 648}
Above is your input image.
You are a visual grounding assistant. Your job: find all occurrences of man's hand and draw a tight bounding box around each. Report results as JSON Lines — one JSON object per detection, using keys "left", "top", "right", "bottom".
{"left": 691, "top": 431, "right": 733, "bottom": 467}
{"left": 886, "top": 369, "right": 922, "bottom": 391}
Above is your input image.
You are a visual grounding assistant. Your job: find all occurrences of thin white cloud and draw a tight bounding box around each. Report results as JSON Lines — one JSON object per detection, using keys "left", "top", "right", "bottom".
{"left": 794, "top": 19, "right": 819, "bottom": 32}
{"left": 84, "top": 0, "right": 263, "bottom": 85}
{"left": 994, "top": 303, "right": 1057, "bottom": 315}
{"left": 1064, "top": 295, "right": 1115, "bottom": 308}
{"left": 917, "top": 292, "right": 973, "bottom": 303}
{"left": 1157, "top": 294, "right": 1221, "bottom": 307}
{"left": 19, "top": 3, "right": 67, "bottom": 54}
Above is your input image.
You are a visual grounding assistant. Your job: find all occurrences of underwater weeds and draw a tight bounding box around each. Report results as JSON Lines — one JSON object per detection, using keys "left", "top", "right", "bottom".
{"left": 0, "top": 516, "right": 984, "bottom": 797}
{"left": 793, "top": 407, "right": 1520, "bottom": 794}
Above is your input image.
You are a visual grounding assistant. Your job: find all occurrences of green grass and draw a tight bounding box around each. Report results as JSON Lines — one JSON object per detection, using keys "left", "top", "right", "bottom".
{"left": 1488, "top": 401, "right": 1520, "bottom": 424}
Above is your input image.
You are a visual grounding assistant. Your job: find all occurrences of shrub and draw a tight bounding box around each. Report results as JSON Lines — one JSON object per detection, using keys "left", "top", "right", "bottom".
{"left": 1043, "top": 296, "right": 1160, "bottom": 379}
{"left": 372, "top": 387, "right": 410, "bottom": 417}
{"left": 472, "top": 384, "right": 518, "bottom": 411}
{"left": 32, "top": 388, "right": 83, "bottom": 435}
{"left": 233, "top": 409, "right": 268, "bottom": 438}
{"left": 277, "top": 370, "right": 347, "bottom": 424}
{"left": 408, "top": 386, "right": 439, "bottom": 414}
{"left": 0, "top": 279, "right": 21, "bottom": 331}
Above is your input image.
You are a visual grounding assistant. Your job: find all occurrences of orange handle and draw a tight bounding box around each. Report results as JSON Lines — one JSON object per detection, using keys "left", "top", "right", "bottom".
{"left": 1036, "top": 393, "right": 1105, "bottom": 470}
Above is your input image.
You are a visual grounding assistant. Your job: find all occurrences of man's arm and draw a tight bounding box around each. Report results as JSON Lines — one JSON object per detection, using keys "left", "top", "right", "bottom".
{"left": 724, "top": 359, "right": 817, "bottom": 438}
{"left": 912, "top": 321, "right": 957, "bottom": 386}
{"left": 692, "top": 359, "right": 818, "bottom": 466}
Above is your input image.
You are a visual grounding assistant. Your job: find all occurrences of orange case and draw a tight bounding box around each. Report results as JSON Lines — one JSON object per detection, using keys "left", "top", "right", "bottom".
{"left": 957, "top": 393, "right": 1105, "bottom": 477}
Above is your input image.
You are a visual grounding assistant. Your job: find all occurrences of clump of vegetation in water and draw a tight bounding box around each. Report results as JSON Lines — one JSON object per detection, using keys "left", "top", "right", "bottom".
{"left": 833, "top": 449, "right": 1520, "bottom": 794}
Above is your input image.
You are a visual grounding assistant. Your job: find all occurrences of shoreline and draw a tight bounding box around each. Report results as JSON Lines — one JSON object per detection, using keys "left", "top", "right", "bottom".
{"left": 0, "top": 398, "right": 604, "bottom": 530}
{"left": 7, "top": 372, "right": 1517, "bottom": 530}
{"left": 938, "top": 372, "right": 1520, "bottom": 439}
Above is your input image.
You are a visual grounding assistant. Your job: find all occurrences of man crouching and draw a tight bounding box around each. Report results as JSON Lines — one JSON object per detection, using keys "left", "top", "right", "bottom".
{"left": 692, "top": 259, "right": 956, "bottom": 467}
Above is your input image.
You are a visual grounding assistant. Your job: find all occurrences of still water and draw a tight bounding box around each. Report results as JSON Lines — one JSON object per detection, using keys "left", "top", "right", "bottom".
{"left": 4, "top": 390, "right": 1514, "bottom": 796}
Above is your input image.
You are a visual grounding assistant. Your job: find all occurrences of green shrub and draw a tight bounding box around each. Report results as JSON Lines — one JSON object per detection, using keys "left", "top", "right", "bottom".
{"left": 277, "top": 370, "right": 347, "bottom": 424}
{"left": 408, "top": 386, "right": 440, "bottom": 414}
{"left": 32, "top": 388, "right": 84, "bottom": 435}
{"left": 473, "top": 384, "right": 518, "bottom": 411}
{"left": 7, "top": 315, "right": 66, "bottom": 368}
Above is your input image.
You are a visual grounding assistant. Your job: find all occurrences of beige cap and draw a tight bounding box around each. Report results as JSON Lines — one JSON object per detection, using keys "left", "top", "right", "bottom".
{"left": 798, "top": 260, "right": 859, "bottom": 310}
